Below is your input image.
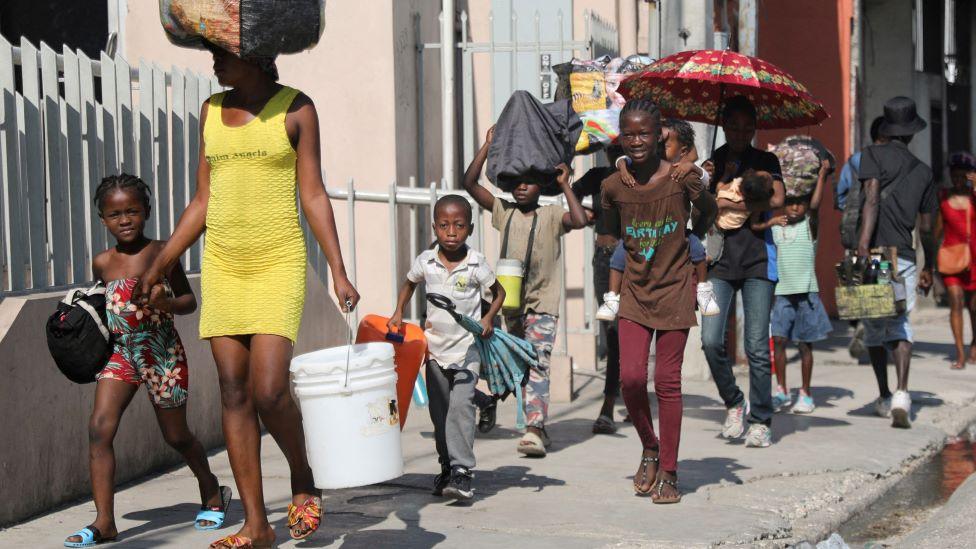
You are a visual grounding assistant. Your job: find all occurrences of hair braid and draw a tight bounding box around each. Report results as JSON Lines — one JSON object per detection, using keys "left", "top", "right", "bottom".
{"left": 94, "top": 173, "right": 152, "bottom": 213}
{"left": 620, "top": 98, "right": 662, "bottom": 126}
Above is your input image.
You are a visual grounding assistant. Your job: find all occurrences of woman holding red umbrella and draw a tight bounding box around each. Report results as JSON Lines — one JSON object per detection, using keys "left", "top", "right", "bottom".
{"left": 700, "top": 96, "right": 785, "bottom": 448}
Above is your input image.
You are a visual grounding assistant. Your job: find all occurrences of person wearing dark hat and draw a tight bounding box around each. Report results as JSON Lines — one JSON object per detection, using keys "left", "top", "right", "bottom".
{"left": 937, "top": 151, "right": 976, "bottom": 370}
{"left": 836, "top": 116, "right": 889, "bottom": 361}
{"left": 855, "top": 96, "right": 938, "bottom": 429}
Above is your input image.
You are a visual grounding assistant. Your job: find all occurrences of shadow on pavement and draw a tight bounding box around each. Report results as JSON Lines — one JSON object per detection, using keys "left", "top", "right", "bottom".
{"left": 809, "top": 385, "right": 856, "bottom": 409}
{"left": 542, "top": 418, "right": 626, "bottom": 454}
{"left": 681, "top": 393, "right": 733, "bottom": 425}
{"left": 771, "top": 412, "right": 850, "bottom": 442}
{"left": 678, "top": 457, "right": 749, "bottom": 493}
{"left": 912, "top": 340, "right": 956, "bottom": 360}
{"left": 244, "top": 466, "right": 565, "bottom": 548}
{"left": 120, "top": 503, "right": 219, "bottom": 544}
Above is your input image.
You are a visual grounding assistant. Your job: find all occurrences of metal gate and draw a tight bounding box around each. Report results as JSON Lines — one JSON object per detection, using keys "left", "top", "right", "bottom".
{"left": 412, "top": 8, "right": 618, "bottom": 353}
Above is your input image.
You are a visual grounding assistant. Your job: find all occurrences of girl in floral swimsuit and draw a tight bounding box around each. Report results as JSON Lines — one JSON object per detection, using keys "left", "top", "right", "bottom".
{"left": 64, "top": 175, "right": 229, "bottom": 548}
{"left": 100, "top": 277, "right": 189, "bottom": 406}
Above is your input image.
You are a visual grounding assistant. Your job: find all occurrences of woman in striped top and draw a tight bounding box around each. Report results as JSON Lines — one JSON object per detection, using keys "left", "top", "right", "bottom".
{"left": 769, "top": 158, "right": 833, "bottom": 415}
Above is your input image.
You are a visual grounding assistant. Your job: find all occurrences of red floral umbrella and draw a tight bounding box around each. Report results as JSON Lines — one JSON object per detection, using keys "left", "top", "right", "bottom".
{"left": 619, "top": 49, "right": 828, "bottom": 130}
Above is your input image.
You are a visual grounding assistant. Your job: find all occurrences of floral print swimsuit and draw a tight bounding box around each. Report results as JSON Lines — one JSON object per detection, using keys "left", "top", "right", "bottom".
{"left": 96, "top": 278, "right": 189, "bottom": 408}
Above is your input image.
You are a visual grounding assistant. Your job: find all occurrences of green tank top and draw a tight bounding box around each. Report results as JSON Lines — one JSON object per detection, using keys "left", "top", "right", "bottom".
{"left": 772, "top": 217, "right": 817, "bottom": 295}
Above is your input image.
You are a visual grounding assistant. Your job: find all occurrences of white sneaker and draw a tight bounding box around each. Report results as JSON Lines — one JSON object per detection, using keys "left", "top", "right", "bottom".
{"left": 745, "top": 424, "right": 773, "bottom": 448}
{"left": 721, "top": 401, "right": 749, "bottom": 439}
{"left": 697, "top": 281, "right": 721, "bottom": 316}
{"left": 873, "top": 396, "right": 892, "bottom": 418}
{"left": 891, "top": 390, "right": 912, "bottom": 428}
{"left": 596, "top": 292, "right": 620, "bottom": 322}
{"left": 791, "top": 393, "right": 816, "bottom": 414}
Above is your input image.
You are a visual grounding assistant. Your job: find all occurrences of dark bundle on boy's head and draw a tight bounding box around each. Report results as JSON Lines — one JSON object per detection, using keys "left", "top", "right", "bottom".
{"left": 739, "top": 169, "right": 775, "bottom": 203}
{"left": 662, "top": 118, "right": 695, "bottom": 149}
{"left": 94, "top": 173, "right": 152, "bottom": 212}
{"left": 433, "top": 194, "right": 473, "bottom": 224}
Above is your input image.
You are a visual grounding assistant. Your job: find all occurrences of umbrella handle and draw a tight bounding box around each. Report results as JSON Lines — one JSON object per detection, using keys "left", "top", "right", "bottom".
{"left": 710, "top": 81, "right": 725, "bottom": 158}
{"left": 425, "top": 293, "right": 462, "bottom": 322}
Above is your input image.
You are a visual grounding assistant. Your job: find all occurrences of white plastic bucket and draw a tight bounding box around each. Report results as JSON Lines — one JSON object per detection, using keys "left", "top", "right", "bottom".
{"left": 290, "top": 342, "right": 403, "bottom": 489}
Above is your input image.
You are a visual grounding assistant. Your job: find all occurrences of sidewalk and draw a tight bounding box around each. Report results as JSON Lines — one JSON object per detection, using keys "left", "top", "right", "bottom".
{"left": 3, "top": 308, "right": 976, "bottom": 548}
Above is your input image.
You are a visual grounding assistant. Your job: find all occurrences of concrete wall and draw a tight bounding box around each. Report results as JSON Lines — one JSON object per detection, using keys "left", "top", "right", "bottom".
{"left": 861, "top": 0, "right": 937, "bottom": 167}
{"left": 0, "top": 269, "right": 345, "bottom": 526}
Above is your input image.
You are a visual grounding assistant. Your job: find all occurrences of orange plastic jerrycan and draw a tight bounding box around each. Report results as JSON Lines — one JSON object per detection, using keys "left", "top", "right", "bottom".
{"left": 355, "top": 315, "right": 427, "bottom": 430}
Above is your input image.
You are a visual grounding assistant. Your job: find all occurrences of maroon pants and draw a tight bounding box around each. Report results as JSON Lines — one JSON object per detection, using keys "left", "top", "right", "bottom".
{"left": 618, "top": 318, "right": 688, "bottom": 473}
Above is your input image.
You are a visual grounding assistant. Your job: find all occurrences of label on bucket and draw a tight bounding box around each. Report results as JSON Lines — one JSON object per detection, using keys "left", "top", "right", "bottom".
{"left": 363, "top": 396, "right": 399, "bottom": 436}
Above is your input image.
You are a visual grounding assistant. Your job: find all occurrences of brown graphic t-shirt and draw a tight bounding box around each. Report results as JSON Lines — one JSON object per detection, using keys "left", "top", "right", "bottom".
{"left": 601, "top": 171, "right": 703, "bottom": 330}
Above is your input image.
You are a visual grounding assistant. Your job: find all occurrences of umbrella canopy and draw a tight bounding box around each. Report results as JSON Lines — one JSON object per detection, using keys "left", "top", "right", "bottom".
{"left": 426, "top": 293, "right": 535, "bottom": 428}
{"left": 619, "top": 49, "right": 828, "bottom": 130}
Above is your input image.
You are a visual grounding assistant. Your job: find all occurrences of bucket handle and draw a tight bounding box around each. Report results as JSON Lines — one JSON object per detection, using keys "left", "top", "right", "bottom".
{"left": 343, "top": 300, "right": 353, "bottom": 389}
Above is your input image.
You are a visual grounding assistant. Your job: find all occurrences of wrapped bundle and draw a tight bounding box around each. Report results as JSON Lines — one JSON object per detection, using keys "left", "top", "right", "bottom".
{"left": 769, "top": 135, "right": 836, "bottom": 198}
{"left": 553, "top": 55, "right": 653, "bottom": 154}
{"left": 487, "top": 91, "right": 582, "bottom": 196}
{"left": 159, "top": 0, "right": 325, "bottom": 58}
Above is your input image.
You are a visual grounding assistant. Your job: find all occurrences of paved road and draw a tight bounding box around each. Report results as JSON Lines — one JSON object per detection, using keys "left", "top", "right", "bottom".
{"left": 3, "top": 308, "right": 976, "bottom": 548}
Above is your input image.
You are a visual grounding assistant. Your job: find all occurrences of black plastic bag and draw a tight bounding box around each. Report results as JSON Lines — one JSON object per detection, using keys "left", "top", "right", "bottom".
{"left": 487, "top": 91, "right": 582, "bottom": 196}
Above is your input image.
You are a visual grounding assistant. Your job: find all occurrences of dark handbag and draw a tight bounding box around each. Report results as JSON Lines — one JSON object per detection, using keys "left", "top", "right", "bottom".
{"left": 46, "top": 283, "right": 112, "bottom": 384}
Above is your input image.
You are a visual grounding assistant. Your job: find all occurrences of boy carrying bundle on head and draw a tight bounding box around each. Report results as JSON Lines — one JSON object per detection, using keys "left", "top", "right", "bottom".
{"left": 463, "top": 126, "right": 589, "bottom": 458}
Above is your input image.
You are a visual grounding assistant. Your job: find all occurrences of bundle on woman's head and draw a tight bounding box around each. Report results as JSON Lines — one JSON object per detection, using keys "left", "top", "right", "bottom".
{"left": 159, "top": 0, "right": 325, "bottom": 58}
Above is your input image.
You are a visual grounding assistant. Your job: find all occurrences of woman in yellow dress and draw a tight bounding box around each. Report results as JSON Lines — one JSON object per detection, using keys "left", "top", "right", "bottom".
{"left": 140, "top": 46, "right": 359, "bottom": 548}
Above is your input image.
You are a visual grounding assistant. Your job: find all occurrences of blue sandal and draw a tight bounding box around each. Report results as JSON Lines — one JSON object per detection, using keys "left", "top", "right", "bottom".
{"left": 195, "top": 485, "right": 233, "bottom": 531}
{"left": 64, "top": 525, "right": 116, "bottom": 547}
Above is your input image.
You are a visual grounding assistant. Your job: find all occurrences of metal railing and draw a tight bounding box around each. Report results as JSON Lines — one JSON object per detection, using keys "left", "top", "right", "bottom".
{"left": 416, "top": 9, "right": 619, "bottom": 184}
{"left": 0, "top": 36, "right": 220, "bottom": 294}
{"left": 325, "top": 178, "right": 600, "bottom": 355}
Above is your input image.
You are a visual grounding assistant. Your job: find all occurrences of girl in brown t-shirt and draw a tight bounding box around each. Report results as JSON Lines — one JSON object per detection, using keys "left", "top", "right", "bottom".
{"left": 601, "top": 99, "right": 717, "bottom": 503}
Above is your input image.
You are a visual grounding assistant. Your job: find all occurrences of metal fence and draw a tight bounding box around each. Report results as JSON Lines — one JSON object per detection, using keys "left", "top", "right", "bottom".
{"left": 325, "top": 179, "right": 601, "bottom": 354}
{"left": 0, "top": 36, "right": 220, "bottom": 294}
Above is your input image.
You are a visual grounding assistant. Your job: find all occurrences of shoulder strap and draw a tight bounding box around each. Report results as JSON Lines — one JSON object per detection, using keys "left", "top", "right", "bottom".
{"left": 968, "top": 198, "right": 972, "bottom": 243}
{"left": 500, "top": 208, "right": 539, "bottom": 259}
{"left": 267, "top": 86, "right": 301, "bottom": 119}
{"left": 522, "top": 213, "right": 540, "bottom": 279}
{"left": 500, "top": 210, "right": 515, "bottom": 258}
{"left": 879, "top": 151, "right": 922, "bottom": 202}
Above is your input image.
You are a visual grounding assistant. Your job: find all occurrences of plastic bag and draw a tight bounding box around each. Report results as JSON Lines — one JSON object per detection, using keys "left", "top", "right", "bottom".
{"left": 487, "top": 91, "right": 582, "bottom": 196}
{"left": 159, "top": 0, "right": 325, "bottom": 58}
{"left": 553, "top": 55, "right": 653, "bottom": 154}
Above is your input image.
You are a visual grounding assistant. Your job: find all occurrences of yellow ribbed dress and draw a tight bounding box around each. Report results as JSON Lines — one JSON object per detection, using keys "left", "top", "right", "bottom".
{"left": 199, "top": 86, "right": 306, "bottom": 342}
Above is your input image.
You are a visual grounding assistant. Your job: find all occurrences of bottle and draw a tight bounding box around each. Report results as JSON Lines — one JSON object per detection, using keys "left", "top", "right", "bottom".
{"left": 865, "top": 259, "right": 879, "bottom": 285}
{"left": 877, "top": 261, "right": 891, "bottom": 285}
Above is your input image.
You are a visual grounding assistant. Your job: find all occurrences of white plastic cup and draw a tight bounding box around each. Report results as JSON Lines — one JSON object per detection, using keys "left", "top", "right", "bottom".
{"left": 497, "top": 258, "right": 524, "bottom": 311}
